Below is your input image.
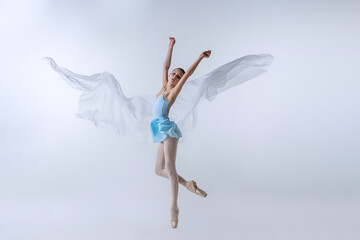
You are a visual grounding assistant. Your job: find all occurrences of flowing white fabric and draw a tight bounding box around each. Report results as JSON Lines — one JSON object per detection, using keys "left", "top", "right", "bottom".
{"left": 43, "top": 54, "right": 274, "bottom": 144}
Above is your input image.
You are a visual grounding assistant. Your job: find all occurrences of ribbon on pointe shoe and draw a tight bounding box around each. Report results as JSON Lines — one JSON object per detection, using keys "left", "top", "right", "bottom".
{"left": 171, "top": 207, "right": 179, "bottom": 228}
{"left": 188, "top": 180, "right": 207, "bottom": 198}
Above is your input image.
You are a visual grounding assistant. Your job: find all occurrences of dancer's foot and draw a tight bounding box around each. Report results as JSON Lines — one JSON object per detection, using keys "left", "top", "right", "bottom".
{"left": 185, "top": 180, "right": 207, "bottom": 198}
{"left": 171, "top": 206, "right": 179, "bottom": 228}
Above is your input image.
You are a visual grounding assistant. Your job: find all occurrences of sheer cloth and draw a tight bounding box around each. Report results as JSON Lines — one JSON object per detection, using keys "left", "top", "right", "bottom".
{"left": 43, "top": 54, "right": 274, "bottom": 144}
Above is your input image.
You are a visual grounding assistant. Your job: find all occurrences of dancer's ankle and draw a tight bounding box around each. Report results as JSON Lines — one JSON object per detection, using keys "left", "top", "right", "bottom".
{"left": 180, "top": 180, "right": 187, "bottom": 186}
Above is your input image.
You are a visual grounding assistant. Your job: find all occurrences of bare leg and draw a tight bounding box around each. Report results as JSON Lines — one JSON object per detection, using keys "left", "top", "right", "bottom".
{"left": 155, "top": 140, "right": 187, "bottom": 187}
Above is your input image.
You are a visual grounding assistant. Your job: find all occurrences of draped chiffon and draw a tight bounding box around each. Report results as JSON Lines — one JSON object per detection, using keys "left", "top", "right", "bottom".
{"left": 43, "top": 54, "right": 274, "bottom": 144}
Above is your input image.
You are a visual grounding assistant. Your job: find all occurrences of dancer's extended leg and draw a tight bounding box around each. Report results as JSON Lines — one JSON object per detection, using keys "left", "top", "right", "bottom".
{"left": 155, "top": 141, "right": 187, "bottom": 187}
{"left": 162, "top": 137, "right": 179, "bottom": 208}
{"left": 154, "top": 138, "right": 208, "bottom": 199}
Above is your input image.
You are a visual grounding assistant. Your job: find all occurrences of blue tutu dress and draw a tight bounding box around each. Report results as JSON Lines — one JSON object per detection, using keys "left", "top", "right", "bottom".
{"left": 150, "top": 94, "right": 183, "bottom": 143}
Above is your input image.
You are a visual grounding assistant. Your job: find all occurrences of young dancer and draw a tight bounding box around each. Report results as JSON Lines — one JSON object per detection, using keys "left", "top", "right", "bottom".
{"left": 43, "top": 37, "right": 273, "bottom": 229}
{"left": 150, "top": 37, "right": 209, "bottom": 228}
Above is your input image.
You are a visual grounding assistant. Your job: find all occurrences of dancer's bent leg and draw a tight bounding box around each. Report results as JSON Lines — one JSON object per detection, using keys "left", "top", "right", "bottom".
{"left": 155, "top": 140, "right": 187, "bottom": 186}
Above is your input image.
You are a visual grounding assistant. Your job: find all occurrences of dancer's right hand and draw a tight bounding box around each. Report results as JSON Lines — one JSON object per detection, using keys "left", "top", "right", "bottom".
{"left": 169, "top": 37, "right": 175, "bottom": 48}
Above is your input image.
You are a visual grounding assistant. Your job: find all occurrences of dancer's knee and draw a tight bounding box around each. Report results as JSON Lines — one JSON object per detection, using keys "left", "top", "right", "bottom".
{"left": 155, "top": 168, "right": 163, "bottom": 176}
{"left": 166, "top": 166, "right": 177, "bottom": 176}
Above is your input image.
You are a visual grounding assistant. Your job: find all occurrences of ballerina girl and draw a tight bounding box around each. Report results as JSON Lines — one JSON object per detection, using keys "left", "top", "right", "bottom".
{"left": 43, "top": 37, "right": 273, "bottom": 229}
{"left": 151, "top": 37, "right": 209, "bottom": 228}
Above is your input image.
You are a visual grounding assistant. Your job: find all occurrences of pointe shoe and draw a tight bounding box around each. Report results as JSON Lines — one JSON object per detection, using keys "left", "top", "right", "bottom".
{"left": 186, "top": 180, "right": 207, "bottom": 198}
{"left": 171, "top": 206, "right": 179, "bottom": 228}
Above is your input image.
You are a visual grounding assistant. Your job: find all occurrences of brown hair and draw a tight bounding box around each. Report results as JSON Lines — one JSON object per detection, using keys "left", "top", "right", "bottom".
{"left": 173, "top": 68, "right": 185, "bottom": 75}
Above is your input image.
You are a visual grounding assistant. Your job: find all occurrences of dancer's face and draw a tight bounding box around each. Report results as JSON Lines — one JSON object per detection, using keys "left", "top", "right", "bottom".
{"left": 168, "top": 69, "right": 183, "bottom": 86}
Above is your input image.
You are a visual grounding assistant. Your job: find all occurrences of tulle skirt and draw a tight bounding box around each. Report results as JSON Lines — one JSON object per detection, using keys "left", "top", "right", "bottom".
{"left": 150, "top": 117, "right": 183, "bottom": 143}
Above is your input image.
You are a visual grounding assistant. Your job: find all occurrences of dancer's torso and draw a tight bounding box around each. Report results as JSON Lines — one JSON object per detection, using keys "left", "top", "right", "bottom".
{"left": 153, "top": 90, "right": 177, "bottom": 118}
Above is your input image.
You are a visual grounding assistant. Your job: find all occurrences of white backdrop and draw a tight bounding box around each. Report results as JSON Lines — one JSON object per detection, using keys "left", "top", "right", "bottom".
{"left": 0, "top": 0, "right": 359, "bottom": 239}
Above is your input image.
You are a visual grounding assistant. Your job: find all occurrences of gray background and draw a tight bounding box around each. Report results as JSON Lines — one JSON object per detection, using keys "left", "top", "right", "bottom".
{"left": 0, "top": 0, "right": 359, "bottom": 239}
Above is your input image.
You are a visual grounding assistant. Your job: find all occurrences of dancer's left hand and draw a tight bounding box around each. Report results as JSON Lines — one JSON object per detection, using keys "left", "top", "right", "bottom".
{"left": 200, "top": 50, "right": 211, "bottom": 59}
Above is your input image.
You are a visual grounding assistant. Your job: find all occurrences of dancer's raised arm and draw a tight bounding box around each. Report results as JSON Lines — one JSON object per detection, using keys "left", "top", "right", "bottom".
{"left": 173, "top": 50, "right": 211, "bottom": 94}
{"left": 162, "top": 37, "right": 176, "bottom": 88}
